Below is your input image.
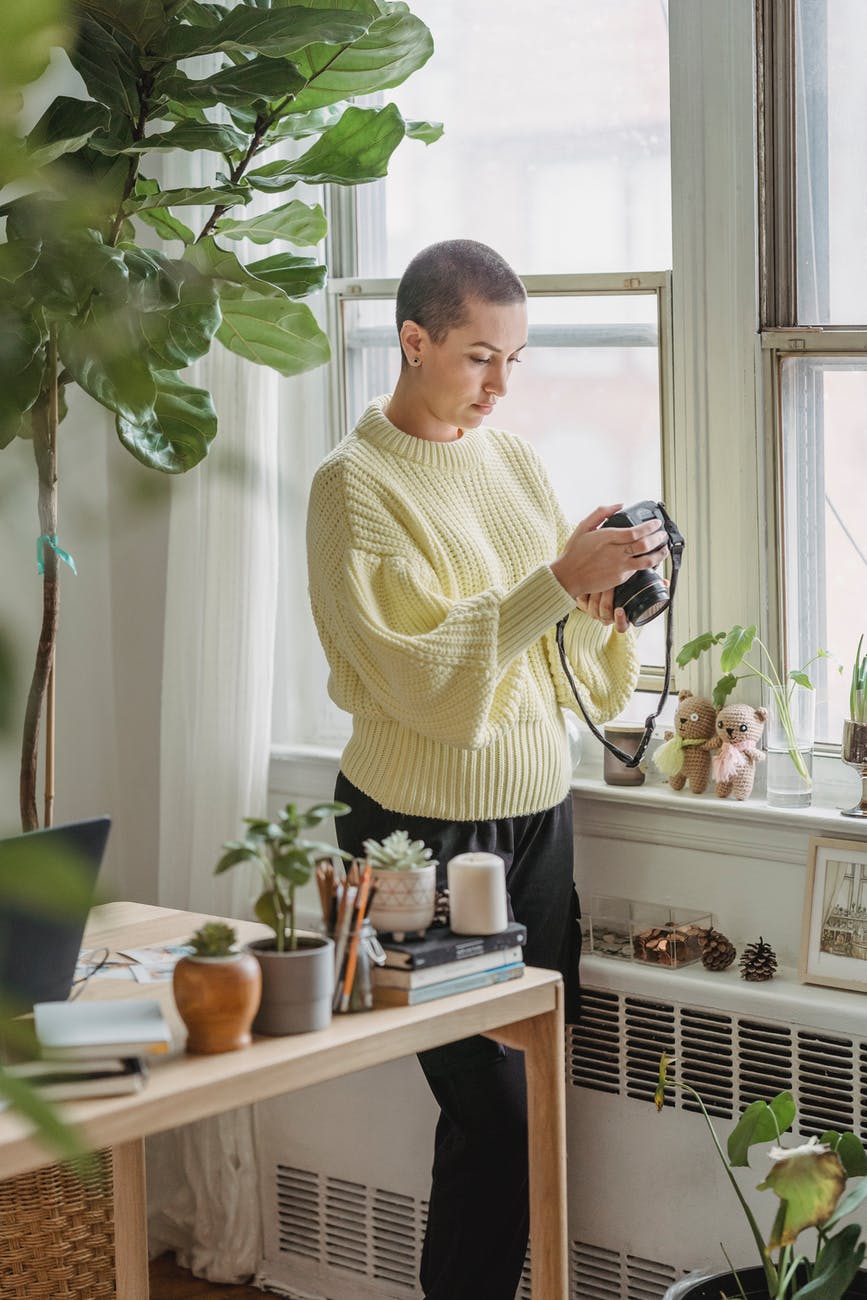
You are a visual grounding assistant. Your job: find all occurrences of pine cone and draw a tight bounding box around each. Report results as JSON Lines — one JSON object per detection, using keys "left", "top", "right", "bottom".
{"left": 699, "top": 928, "right": 736, "bottom": 971}
{"left": 740, "top": 936, "right": 777, "bottom": 981}
{"left": 430, "top": 888, "right": 450, "bottom": 929}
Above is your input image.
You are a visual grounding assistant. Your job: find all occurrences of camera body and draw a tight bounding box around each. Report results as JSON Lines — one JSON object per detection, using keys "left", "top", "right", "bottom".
{"left": 601, "top": 500, "right": 684, "bottom": 627}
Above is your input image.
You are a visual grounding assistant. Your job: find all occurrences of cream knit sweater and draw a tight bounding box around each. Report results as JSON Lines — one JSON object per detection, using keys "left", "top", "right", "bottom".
{"left": 306, "top": 396, "right": 640, "bottom": 820}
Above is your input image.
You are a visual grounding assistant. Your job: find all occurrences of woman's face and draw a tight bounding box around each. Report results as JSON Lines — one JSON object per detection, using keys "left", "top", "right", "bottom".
{"left": 411, "top": 297, "right": 528, "bottom": 432}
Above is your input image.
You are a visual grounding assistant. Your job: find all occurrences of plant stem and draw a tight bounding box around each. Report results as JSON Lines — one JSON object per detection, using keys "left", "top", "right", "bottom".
{"left": 750, "top": 639, "right": 812, "bottom": 787}
{"left": 108, "top": 74, "right": 152, "bottom": 247}
{"left": 19, "top": 333, "right": 59, "bottom": 831}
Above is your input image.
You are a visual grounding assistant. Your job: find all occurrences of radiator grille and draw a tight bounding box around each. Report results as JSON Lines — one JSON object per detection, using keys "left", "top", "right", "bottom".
{"left": 572, "top": 1240, "right": 622, "bottom": 1299}
{"left": 325, "top": 1176, "right": 367, "bottom": 1274}
{"left": 372, "top": 1188, "right": 418, "bottom": 1288}
{"left": 572, "top": 985, "right": 867, "bottom": 1140}
{"left": 275, "top": 1165, "right": 319, "bottom": 1261}
{"left": 626, "top": 1253, "right": 678, "bottom": 1299}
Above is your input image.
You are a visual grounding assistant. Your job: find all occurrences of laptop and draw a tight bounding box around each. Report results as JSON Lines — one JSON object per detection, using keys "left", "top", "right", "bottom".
{"left": 0, "top": 817, "right": 111, "bottom": 1014}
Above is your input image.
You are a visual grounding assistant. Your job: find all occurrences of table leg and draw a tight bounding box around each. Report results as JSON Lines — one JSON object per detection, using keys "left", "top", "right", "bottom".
{"left": 486, "top": 990, "right": 568, "bottom": 1300}
{"left": 112, "top": 1139, "right": 149, "bottom": 1299}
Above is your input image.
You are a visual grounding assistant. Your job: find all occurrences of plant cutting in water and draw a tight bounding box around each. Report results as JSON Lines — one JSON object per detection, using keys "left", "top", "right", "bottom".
{"left": 850, "top": 636, "right": 867, "bottom": 726}
{"left": 677, "top": 625, "right": 832, "bottom": 790}
{"left": 655, "top": 1053, "right": 867, "bottom": 1300}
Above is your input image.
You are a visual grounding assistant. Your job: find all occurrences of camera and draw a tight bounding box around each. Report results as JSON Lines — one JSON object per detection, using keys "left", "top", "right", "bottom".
{"left": 601, "top": 500, "right": 684, "bottom": 627}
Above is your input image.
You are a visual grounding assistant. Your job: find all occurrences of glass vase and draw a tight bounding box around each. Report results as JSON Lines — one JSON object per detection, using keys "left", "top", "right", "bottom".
{"left": 764, "top": 684, "right": 815, "bottom": 809}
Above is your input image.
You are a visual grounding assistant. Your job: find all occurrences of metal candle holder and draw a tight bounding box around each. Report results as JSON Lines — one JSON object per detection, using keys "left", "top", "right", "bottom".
{"left": 841, "top": 720, "right": 867, "bottom": 818}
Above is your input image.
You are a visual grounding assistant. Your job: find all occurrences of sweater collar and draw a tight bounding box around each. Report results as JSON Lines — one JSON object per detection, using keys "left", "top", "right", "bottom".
{"left": 355, "top": 395, "right": 488, "bottom": 468}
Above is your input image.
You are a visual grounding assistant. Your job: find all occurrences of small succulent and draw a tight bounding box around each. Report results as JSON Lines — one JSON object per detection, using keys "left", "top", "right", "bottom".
{"left": 189, "top": 921, "right": 237, "bottom": 957}
{"left": 363, "top": 829, "right": 438, "bottom": 872}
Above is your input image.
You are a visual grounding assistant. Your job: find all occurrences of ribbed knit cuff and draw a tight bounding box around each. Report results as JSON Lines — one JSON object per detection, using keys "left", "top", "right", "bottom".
{"left": 498, "top": 563, "right": 577, "bottom": 670}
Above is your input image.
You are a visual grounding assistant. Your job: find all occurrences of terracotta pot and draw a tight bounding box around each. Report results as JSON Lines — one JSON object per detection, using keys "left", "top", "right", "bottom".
{"left": 368, "top": 864, "right": 436, "bottom": 941}
{"left": 246, "top": 934, "right": 334, "bottom": 1035}
{"left": 664, "top": 1266, "right": 867, "bottom": 1299}
{"left": 172, "top": 951, "right": 262, "bottom": 1054}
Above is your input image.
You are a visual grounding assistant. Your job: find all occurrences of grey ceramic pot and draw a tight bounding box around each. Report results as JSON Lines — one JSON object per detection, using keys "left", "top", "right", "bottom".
{"left": 246, "top": 934, "right": 334, "bottom": 1035}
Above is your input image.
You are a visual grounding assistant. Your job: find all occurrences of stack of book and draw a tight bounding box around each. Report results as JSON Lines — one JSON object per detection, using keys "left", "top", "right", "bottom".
{"left": 5, "top": 998, "right": 172, "bottom": 1099}
{"left": 373, "top": 921, "right": 527, "bottom": 1006}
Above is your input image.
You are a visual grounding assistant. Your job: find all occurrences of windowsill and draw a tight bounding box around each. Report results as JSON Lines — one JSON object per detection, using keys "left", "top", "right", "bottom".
{"left": 270, "top": 742, "right": 867, "bottom": 841}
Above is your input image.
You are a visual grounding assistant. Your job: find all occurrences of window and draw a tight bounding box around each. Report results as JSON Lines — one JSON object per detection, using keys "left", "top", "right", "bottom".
{"left": 763, "top": 0, "right": 867, "bottom": 746}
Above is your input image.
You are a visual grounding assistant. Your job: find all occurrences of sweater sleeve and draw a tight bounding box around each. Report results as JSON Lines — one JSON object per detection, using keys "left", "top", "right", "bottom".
{"left": 312, "top": 543, "right": 577, "bottom": 748}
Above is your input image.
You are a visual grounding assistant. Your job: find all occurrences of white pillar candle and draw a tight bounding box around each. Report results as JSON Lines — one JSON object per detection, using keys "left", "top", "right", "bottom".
{"left": 446, "top": 852, "right": 509, "bottom": 936}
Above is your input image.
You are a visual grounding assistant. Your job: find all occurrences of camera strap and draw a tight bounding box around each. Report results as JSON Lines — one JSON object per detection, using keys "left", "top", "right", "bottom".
{"left": 555, "top": 515, "right": 684, "bottom": 769}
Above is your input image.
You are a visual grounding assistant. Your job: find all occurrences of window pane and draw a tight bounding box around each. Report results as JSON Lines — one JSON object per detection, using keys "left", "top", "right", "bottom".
{"left": 341, "top": 291, "right": 666, "bottom": 667}
{"left": 780, "top": 357, "right": 867, "bottom": 742}
{"left": 796, "top": 0, "right": 867, "bottom": 323}
{"left": 356, "top": 0, "right": 671, "bottom": 277}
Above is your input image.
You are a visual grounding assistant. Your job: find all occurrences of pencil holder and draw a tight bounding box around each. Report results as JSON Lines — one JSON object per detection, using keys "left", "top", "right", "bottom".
{"left": 333, "top": 918, "right": 386, "bottom": 1014}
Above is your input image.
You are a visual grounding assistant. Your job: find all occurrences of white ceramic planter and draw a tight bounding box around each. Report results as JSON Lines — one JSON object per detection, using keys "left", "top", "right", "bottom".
{"left": 368, "top": 863, "right": 436, "bottom": 941}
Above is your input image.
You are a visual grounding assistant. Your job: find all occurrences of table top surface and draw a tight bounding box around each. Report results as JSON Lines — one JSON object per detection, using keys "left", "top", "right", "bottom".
{"left": 0, "top": 902, "right": 561, "bottom": 1179}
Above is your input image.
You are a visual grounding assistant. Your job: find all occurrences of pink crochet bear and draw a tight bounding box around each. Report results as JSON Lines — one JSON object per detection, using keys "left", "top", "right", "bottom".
{"left": 707, "top": 702, "right": 767, "bottom": 800}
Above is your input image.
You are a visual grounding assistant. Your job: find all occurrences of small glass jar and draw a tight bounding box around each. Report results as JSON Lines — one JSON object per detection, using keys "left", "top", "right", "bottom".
{"left": 603, "top": 725, "right": 646, "bottom": 786}
{"left": 335, "top": 919, "right": 386, "bottom": 1013}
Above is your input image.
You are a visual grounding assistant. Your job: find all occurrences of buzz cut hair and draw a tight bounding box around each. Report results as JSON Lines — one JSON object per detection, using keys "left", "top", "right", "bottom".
{"left": 395, "top": 240, "right": 526, "bottom": 364}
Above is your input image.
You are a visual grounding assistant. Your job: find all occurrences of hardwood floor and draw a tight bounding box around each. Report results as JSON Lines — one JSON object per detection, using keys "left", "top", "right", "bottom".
{"left": 149, "top": 1253, "right": 285, "bottom": 1298}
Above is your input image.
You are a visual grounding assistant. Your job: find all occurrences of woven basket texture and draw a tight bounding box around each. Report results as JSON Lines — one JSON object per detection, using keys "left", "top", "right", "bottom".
{"left": 0, "top": 1150, "right": 115, "bottom": 1298}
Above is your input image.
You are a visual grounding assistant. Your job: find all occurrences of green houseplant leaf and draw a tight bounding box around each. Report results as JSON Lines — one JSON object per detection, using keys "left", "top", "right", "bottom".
{"left": 116, "top": 370, "right": 217, "bottom": 472}
{"left": 158, "top": 56, "right": 307, "bottom": 110}
{"left": 161, "top": 5, "right": 372, "bottom": 60}
{"left": 727, "top": 1092, "right": 797, "bottom": 1167}
{"left": 245, "top": 253, "right": 326, "bottom": 298}
{"left": 215, "top": 199, "right": 327, "bottom": 246}
{"left": 719, "top": 624, "right": 756, "bottom": 673}
{"left": 247, "top": 103, "right": 408, "bottom": 190}
{"left": 25, "top": 97, "right": 109, "bottom": 167}
{"left": 216, "top": 288, "right": 331, "bottom": 375}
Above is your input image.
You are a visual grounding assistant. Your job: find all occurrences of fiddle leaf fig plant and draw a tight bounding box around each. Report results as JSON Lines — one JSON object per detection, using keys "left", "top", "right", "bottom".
{"left": 2, "top": 0, "right": 441, "bottom": 830}
{"left": 215, "top": 800, "right": 351, "bottom": 952}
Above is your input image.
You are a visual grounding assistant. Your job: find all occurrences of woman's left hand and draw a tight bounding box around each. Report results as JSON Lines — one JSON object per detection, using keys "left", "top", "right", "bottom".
{"left": 575, "top": 589, "right": 629, "bottom": 632}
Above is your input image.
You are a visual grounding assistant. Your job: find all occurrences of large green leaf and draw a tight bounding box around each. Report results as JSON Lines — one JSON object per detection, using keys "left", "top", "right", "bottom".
{"left": 25, "top": 230, "right": 130, "bottom": 315}
{"left": 0, "top": 306, "right": 45, "bottom": 435}
{"left": 727, "top": 1093, "right": 796, "bottom": 1167}
{"left": 58, "top": 321, "right": 156, "bottom": 424}
{"left": 159, "top": 56, "right": 306, "bottom": 110}
{"left": 247, "top": 252, "right": 325, "bottom": 297}
{"left": 288, "top": 5, "right": 433, "bottom": 112}
{"left": 68, "top": 15, "right": 140, "bottom": 118}
{"left": 0, "top": 0, "right": 68, "bottom": 94}
{"left": 120, "top": 120, "right": 249, "bottom": 157}
{"left": 116, "top": 369, "right": 217, "bottom": 472}
{"left": 126, "top": 183, "right": 250, "bottom": 212}
{"left": 405, "top": 118, "right": 443, "bottom": 145}
{"left": 25, "top": 97, "right": 109, "bottom": 167}
{"left": 247, "top": 102, "right": 406, "bottom": 190}
{"left": 792, "top": 1224, "right": 865, "bottom": 1300}
{"left": 137, "top": 274, "right": 222, "bottom": 370}
{"left": 215, "top": 198, "right": 327, "bottom": 245}
{"left": 0, "top": 239, "right": 42, "bottom": 284}
{"left": 264, "top": 103, "right": 343, "bottom": 143}
{"left": 216, "top": 287, "right": 330, "bottom": 375}
{"left": 676, "top": 630, "right": 726, "bottom": 668}
{"left": 162, "top": 6, "right": 372, "bottom": 60}
{"left": 719, "top": 624, "right": 756, "bottom": 673}
{"left": 758, "top": 1147, "right": 846, "bottom": 1247}
{"left": 77, "top": 0, "right": 187, "bottom": 49}
{"left": 184, "top": 236, "right": 288, "bottom": 299}
{"left": 136, "top": 207, "right": 196, "bottom": 245}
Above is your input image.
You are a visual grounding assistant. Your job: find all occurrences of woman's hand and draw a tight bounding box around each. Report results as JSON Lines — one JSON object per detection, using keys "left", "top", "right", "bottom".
{"left": 550, "top": 503, "right": 668, "bottom": 606}
{"left": 575, "top": 591, "right": 630, "bottom": 632}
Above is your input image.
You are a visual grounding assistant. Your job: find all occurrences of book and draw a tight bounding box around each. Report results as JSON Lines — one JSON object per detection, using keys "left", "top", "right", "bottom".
{"left": 34, "top": 998, "right": 172, "bottom": 1059}
{"left": 380, "top": 921, "right": 527, "bottom": 971}
{"left": 374, "top": 944, "right": 524, "bottom": 990}
{"left": 373, "top": 961, "right": 525, "bottom": 1006}
{"left": 3, "top": 1056, "right": 149, "bottom": 1100}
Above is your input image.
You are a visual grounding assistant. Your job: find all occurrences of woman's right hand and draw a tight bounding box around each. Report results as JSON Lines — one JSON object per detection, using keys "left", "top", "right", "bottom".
{"left": 550, "top": 504, "right": 669, "bottom": 600}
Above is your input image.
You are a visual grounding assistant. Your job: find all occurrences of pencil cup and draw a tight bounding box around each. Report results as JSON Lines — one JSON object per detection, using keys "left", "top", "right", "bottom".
{"left": 333, "top": 918, "right": 386, "bottom": 1014}
{"left": 447, "top": 853, "right": 509, "bottom": 935}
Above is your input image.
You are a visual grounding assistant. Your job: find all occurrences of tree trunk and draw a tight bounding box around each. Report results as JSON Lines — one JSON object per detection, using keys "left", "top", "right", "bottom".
{"left": 19, "top": 335, "right": 59, "bottom": 832}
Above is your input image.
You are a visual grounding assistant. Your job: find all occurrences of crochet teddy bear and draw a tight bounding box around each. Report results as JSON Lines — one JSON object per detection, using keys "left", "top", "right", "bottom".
{"left": 653, "top": 690, "right": 717, "bottom": 793}
{"left": 707, "top": 702, "right": 767, "bottom": 800}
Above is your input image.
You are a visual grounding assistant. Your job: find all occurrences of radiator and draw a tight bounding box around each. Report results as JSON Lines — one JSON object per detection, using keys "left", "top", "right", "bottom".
{"left": 254, "top": 956, "right": 867, "bottom": 1300}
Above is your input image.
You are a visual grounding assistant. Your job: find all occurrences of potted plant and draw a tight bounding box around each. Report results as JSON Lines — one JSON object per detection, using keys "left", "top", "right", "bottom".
{"left": 841, "top": 636, "right": 867, "bottom": 819}
{"left": 363, "top": 830, "right": 438, "bottom": 941}
{"left": 2, "top": 0, "right": 440, "bottom": 831}
{"left": 172, "top": 921, "right": 261, "bottom": 1054}
{"left": 655, "top": 1053, "right": 867, "bottom": 1299}
{"left": 215, "top": 801, "right": 350, "bottom": 1035}
{"left": 678, "top": 625, "right": 831, "bottom": 809}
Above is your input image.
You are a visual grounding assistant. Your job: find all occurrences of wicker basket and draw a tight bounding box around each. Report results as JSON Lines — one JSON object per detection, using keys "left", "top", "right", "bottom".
{"left": 0, "top": 1150, "right": 116, "bottom": 1298}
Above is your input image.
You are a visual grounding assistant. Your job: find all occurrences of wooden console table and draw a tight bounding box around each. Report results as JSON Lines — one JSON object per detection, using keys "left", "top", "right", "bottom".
{"left": 0, "top": 902, "right": 568, "bottom": 1299}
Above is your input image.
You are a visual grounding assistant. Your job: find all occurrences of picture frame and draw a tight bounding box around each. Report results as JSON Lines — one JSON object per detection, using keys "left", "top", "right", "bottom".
{"left": 800, "top": 836, "right": 867, "bottom": 992}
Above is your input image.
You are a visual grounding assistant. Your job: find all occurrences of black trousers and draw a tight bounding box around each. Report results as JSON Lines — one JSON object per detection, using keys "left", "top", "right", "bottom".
{"left": 334, "top": 772, "right": 580, "bottom": 1300}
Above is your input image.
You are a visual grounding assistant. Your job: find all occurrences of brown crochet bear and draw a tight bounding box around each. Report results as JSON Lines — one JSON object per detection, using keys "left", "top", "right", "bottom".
{"left": 708, "top": 702, "right": 767, "bottom": 800}
{"left": 653, "top": 690, "right": 717, "bottom": 793}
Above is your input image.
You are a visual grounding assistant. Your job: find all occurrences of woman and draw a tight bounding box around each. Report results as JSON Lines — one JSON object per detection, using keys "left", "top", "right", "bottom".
{"left": 306, "top": 239, "right": 667, "bottom": 1299}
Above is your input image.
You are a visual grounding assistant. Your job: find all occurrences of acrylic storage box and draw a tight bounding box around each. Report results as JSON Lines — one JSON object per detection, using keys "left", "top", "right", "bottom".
{"left": 629, "top": 903, "right": 712, "bottom": 969}
{"left": 586, "top": 895, "right": 635, "bottom": 961}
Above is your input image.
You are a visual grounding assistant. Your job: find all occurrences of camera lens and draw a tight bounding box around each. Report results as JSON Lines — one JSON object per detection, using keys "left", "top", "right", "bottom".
{"left": 615, "top": 571, "right": 670, "bottom": 627}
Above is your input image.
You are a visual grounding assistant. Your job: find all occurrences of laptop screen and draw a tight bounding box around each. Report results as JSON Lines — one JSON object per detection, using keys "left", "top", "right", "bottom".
{"left": 0, "top": 817, "right": 110, "bottom": 1013}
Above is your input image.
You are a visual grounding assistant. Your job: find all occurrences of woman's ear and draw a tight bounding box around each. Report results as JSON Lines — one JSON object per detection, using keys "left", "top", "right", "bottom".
{"left": 399, "top": 319, "right": 427, "bottom": 367}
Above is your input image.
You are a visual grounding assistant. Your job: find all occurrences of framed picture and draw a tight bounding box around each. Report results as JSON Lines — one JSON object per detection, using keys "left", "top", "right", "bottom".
{"left": 801, "top": 836, "right": 867, "bottom": 992}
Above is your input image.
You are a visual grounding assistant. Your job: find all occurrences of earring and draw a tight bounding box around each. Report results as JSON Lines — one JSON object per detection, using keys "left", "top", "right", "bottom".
{"left": 412, "top": 357, "right": 421, "bottom": 366}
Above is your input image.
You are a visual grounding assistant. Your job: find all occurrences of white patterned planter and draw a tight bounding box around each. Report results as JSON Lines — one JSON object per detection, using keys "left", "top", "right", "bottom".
{"left": 368, "top": 864, "right": 436, "bottom": 941}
